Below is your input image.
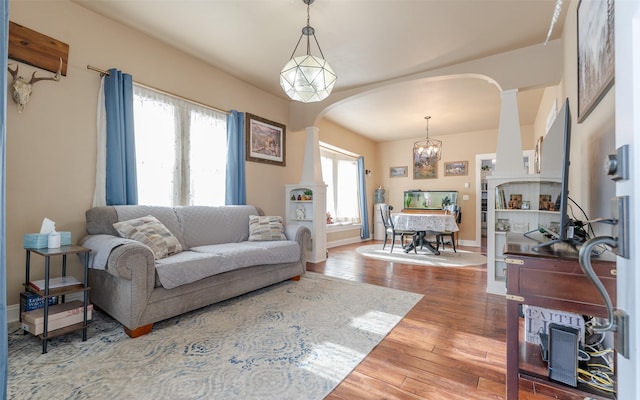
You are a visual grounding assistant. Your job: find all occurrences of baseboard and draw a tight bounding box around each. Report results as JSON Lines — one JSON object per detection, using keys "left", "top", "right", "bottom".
{"left": 6, "top": 292, "right": 85, "bottom": 324}
{"left": 327, "top": 236, "right": 371, "bottom": 248}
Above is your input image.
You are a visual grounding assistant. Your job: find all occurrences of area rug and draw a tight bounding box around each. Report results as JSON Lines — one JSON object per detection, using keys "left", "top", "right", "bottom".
{"left": 356, "top": 243, "right": 487, "bottom": 267}
{"left": 7, "top": 272, "right": 422, "bottom": 400}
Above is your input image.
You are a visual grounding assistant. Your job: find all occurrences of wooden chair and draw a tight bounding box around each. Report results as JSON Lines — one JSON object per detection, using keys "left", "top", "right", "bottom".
{"left": 436, "top": 204, "right": 461, "bottom": 252}
{"left": 380, "top": 205, "right": 416, "bottom": 253}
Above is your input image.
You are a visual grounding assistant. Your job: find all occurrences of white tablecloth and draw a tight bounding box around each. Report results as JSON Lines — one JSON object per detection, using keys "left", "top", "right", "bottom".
{"left": 392, "top": 213, "right": 459, "bottom": 232}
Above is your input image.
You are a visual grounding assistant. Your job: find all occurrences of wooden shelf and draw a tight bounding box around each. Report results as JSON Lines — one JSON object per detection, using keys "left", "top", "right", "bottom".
{"left": 38, "top": 322, "right": 86, "bottom": 339}
{"left": 504, "top": 244, "right": 616, "bottom": 399}
{"left": 24, "top": 283, "right": 89, "bottom": 298}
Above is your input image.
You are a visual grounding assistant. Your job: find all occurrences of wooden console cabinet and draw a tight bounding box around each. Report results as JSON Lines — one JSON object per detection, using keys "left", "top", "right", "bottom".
{"left": 504, "top": 239, "right": 616, "bottom": 399}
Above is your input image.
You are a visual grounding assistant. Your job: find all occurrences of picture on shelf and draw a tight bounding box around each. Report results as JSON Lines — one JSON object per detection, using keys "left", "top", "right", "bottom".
{"left": 539, "top": 194, "right": 554, "bottom": 211}
{"left": 508, "top": 194, "right": 522, "bottom": 209}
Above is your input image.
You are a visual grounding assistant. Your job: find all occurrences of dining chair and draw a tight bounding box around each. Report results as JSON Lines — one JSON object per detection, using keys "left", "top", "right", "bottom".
{"left": 436, "top": 204, "right": 461, "bottom": 252}
{"left": 380, "top": 205, "right": 416, "bottom": 253}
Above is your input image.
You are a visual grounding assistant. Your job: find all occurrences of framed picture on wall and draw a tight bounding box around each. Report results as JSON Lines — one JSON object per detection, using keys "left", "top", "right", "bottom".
{"left": 389, "top": 166, "right": 408, "bottom": 177}
{"left": 413, "top": 157, "right": 437, "bottom": 179}
{"left": 245, "top": 113, "right": 286, "bottom": 166}
{"left": 444, "top": 161, "right": 468, "bottom": 176}
{"left": 577, "top": 0, "right": 615, "bottom": 123}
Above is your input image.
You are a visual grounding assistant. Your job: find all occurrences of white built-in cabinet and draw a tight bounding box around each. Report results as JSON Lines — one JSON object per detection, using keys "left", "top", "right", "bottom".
{"left": 486, "top": 175, "right": 561, "bottom": 294}
{"left": 285, "top": 184, "right": 327, "bottom": 263}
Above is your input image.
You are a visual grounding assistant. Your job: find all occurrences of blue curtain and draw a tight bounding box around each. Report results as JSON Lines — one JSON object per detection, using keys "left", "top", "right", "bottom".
{"left": 225, "top": 110, "right": 246, "bottom": 205}
{"left": 357, "top": 156, "right": 370, "bottom": 239}
{"left": 1, "top": 0, "right": 9, "bottom": 396}
{"left": 104, "top": 68, "right": 137, "bottom": 205}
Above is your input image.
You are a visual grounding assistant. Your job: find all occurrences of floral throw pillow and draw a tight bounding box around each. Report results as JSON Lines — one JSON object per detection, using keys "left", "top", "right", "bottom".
{"left": 113, "top": 215, "right": 182, "bottom": 260}
{"left": 248, "top": 215, "right": 287, "bottom": 241}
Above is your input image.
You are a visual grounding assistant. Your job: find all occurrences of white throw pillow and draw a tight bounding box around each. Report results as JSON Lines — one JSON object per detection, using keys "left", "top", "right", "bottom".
{"left": 113, "top": 215, "right": 182, "bottom": 259}
{"left": 248, "top": 215, "right": 287, "bottom": 241}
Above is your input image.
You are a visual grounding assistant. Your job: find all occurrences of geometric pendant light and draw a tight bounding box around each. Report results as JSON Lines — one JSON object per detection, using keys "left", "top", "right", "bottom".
{"left": 279, "top": 0, "right": 337, "bottom": 103}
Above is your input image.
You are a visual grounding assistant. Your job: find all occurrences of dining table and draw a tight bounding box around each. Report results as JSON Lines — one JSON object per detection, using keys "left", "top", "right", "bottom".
{"left": 392, "top": 213, "right": 459, "bottom": 255}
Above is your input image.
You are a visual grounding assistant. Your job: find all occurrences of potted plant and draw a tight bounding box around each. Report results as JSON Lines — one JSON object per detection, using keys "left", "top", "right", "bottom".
{"left": 303, "top": 189, "right": 313, "bottom": 200}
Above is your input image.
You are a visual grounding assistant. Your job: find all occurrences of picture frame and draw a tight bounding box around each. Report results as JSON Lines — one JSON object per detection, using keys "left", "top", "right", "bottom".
{"left": 577, "top": 0, "right": 615, "bottom": 123}
{"left": 389, "top": 166, "right": 408, "bottom": 178}
{"left": 534, "top": 136, "right": 543, "bottom": 174}
{"left": 245, "top": 113, "right": 286, "bottom": 166}
{"left": 413, "top": 159, "right": 437, "bottom": 179}
{"left": 444, "top": 161, "right": 468, "bottom": 176}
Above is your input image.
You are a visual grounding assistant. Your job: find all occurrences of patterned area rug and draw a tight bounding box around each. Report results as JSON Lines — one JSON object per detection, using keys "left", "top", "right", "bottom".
{"left": 8, "top": 272, "right": 422, "bottom": 400}
{"left": 356, "top": 243, "right": 487, "bottom": 267}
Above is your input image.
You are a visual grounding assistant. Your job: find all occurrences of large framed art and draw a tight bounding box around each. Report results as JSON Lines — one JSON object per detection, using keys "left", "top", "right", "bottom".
{"left": 245, "top": 113, "right": 286, "bottom": 166}
{"left": 413, "top": 152, "right": 437, "bottom": 179}
{"left": 577, "top": 0, "right": 615, "bottom": 123}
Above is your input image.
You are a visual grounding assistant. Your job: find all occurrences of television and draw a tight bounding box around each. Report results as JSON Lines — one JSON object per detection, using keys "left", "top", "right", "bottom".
{"left": 532, "top": 98, "right": 573, "bottom": 250}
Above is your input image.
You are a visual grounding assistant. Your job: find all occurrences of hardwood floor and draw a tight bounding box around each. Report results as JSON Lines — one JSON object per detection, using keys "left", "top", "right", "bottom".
{"left": 307, "top": 240, "right": 555, "bottom": 400}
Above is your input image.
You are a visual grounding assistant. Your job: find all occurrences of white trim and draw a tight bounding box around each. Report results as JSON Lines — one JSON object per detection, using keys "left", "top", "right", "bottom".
{"left": 326, "top": 224, "right": 361, "bottom": 233}
{"left": 328, "top": 236, "right": 371, "bottom": 249}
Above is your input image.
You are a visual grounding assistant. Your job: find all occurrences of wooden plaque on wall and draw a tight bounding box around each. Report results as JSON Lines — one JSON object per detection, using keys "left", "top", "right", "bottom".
{"left": 8, "top": 21, "right": 69, "bottom": 76}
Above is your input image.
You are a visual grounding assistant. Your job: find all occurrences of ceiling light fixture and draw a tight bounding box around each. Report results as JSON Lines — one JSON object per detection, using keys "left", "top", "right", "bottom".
{"left": 279, "top": 0, "right": 337, "bottom": 103}
{"left": 413, "top": 116, "right": 442, "bottom": 164}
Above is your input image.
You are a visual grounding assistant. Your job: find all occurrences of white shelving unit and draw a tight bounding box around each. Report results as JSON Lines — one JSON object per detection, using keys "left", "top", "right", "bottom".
{"left": 486, "top": 175, "right": 561, "bottom": 294}
{"left": 285, "top": 184, "right": 327, "bottom": 263}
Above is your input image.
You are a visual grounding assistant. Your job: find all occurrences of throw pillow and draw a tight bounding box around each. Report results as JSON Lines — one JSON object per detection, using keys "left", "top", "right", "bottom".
{"left": 248, "top": 215, "right": 287, "bottom": 241}
{"left": 113, "top": 215, "right": 183, "bottom": 260}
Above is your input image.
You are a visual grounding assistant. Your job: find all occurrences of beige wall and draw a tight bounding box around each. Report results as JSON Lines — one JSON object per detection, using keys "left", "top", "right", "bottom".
{"left": 6, "top": 0, "right": 295, "bottom": 306}
{"left": 375, "top": 125, "right": 534, "bottom": 244}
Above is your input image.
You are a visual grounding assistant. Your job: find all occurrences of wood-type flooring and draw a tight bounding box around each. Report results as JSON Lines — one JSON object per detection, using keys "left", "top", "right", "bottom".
{"left": 306, "top": 241, "right": 557, "bottom": 400}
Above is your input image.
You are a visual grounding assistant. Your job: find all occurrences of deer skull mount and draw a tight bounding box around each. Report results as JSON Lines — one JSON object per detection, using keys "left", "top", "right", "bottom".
{"left": 7, "top": 58, "right": 62, "bottom": 112}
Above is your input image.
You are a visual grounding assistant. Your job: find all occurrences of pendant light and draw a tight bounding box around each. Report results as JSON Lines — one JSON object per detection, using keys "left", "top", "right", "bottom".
{"left": 279, "top": 0, "right": 337, "bottom": 103}
{"left": 413, "top": 116, "right": 442, "bottom": 164}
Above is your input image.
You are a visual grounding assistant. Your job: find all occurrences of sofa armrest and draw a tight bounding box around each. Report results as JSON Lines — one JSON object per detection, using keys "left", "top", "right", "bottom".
{"left": 80, "top": 234, "right": 155, "bottom": 288}
{"left": 285, "top": 224, "right": 312, "bottom": 263}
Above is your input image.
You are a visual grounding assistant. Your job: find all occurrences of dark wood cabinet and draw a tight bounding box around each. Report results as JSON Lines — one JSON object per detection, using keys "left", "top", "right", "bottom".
{"left": 504, "top": 240, "right": 616, "bottom": 399}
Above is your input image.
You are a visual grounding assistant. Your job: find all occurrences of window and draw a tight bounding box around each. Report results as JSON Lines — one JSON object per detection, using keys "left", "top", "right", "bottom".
{"left": 320, "top": 145, "right": 361, "bottom": 225}
{"left": 133, "top": 85, "right": 227, "bottom": 206}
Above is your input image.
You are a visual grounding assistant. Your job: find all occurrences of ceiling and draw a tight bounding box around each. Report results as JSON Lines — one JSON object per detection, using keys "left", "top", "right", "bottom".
{"left": 73, "top": 0, "right": 567, "bottom": 142}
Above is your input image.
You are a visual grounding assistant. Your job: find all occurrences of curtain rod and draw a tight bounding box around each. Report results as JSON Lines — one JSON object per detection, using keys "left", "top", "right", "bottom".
{"left": 86, "top": 64, "right": 231, "bottom": 115}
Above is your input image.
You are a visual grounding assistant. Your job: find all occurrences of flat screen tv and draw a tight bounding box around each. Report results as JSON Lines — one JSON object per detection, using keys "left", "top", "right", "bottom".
{"left": 533, "top": 98, "right": 573, "bottom": 250}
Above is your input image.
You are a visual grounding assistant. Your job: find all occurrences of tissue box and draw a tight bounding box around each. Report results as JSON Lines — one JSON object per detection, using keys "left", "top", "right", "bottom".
{"left": 23, "top": 232, "right": 71, "bottom": 249}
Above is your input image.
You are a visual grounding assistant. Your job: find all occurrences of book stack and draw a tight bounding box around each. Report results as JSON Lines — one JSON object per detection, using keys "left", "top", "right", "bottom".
{"left": 21, "top": 300, "right": 93, "bottom": 335}
{"left": 20, "top": 291, "right": 58, "bottom": 314}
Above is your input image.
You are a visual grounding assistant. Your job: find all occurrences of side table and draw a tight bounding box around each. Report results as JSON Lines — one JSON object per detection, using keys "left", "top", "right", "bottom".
{"left": 24, "top": 245, "right": 91, "bottom": 353}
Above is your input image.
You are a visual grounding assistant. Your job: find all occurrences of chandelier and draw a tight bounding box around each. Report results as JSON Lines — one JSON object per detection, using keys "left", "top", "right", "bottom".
{"left": 279, "top": 0, "right": 337, "bottom": 103}
{"left": 413, "top": 116, "right": 442, "bottom": 164}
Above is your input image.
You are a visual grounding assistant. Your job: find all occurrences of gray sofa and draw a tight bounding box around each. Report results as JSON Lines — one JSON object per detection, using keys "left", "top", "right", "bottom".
{"left": 80, "top": 205, "right": 311, "bottom": 337}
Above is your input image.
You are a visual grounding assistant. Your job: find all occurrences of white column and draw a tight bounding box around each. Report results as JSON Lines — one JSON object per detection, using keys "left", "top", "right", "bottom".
{"left": 494, "top": 89, "right": 525, "bottom": 176}
{"left": 300, "top": 126, "right": 324, "bottom": 185}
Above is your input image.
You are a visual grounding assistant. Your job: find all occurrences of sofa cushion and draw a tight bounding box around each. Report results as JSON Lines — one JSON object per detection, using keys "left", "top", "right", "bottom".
{"left": 176, "top": 205, "right": 259, "bottom": 248}
{"left": 155, "top": 241, "right": 300, "bottom": 289}
{"left": 113, "top": 215, "right": 183, "bottom": 260}
{"left": 248, "top": 215, "right": 287, "bottom": 241}
{"left": 114, "top": 205, "right": 185, "bottom": 248}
